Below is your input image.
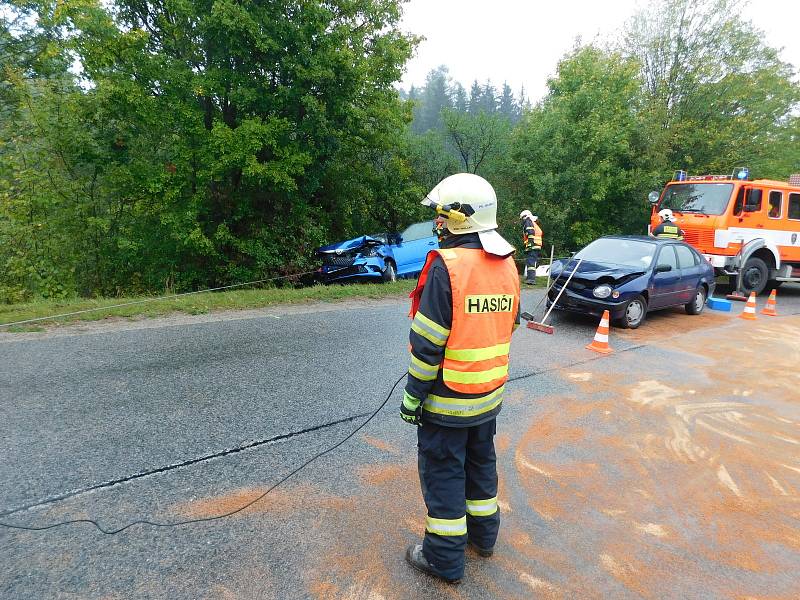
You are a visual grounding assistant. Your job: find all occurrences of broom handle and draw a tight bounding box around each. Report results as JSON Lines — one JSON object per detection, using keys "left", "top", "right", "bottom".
{"left": 539, "top": 258, "right": 583, "bottom": 325}
{"left": 543, "top": 245, "right": 555, "bottom": 295}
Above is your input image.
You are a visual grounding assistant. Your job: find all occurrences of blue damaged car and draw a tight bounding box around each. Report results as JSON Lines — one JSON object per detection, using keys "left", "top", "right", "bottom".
{"left": 547, "top": 235, "right": 716, "bottom": 328}
{"left": 316, "top": 221, "right": 439, "bottom": 283}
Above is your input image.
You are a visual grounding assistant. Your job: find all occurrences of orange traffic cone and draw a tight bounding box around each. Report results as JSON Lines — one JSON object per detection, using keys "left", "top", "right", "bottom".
{"left": 586, "top": 310, "right": 613, "bottom": 354}
{"left": 761, "top": 289, "right": 778, "bottom": 316}
{"left": 739, "top": 292, "right": 757, "bottom": 320}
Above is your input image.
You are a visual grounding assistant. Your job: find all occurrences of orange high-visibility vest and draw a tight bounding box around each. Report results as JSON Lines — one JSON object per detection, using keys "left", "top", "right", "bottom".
{"left": 532, "top": 222, "right": 543, "bottom": 248}
{"left": 523, "top": 221, "right": 543, "bottom": 249}
{"left": 412, "top": 247, "right": 520, "bottom": 395}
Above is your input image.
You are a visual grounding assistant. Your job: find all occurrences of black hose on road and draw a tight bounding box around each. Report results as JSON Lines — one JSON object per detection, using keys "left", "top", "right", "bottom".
{"left": 0, "top": 373, "right": 407, "bottom": 535}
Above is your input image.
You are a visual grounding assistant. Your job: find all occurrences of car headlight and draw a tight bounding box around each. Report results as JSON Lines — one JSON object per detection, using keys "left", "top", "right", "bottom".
{"left": 593, "top": 284, "right": 612, "bottom": 299}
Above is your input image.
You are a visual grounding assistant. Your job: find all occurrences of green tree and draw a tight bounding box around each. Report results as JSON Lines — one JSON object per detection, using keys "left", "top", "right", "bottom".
{"left": 407, "top": 130, "right": 460, "bottom": 194}
{"left": 468, "top": 80, "right": 482, "bottom": 114}
{"left": 452, "top": 82, "right": 468, "bottom": 113}
{"left": 412, "top": 65, "right": 452, "bottom": 134}
{"left": 1, "top": 4, "right": 100, "bottom": 299}
{"left": 506, "top": 47, "right": 657, "bottom": 251}
{"left": 479, "top": 80, "right": 497, "bottom": 114}
{"left": 442, "top": 108, "right": 510, "bottom": 175}
{"left": 624, "top": 0, "right": 800, "bottom": 176}
{"left": 1, "top": 0, "right": 418, "bottom": 299}
{"left": 498, "top": 82, "right": 518, "bottom": 122}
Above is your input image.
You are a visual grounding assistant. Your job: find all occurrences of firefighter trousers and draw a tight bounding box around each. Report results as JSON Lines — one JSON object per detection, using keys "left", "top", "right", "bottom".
{"left": 417, "top": 419, "right": 499, "bottom": 580}
{"left": 525, "top": 249, "right": 540, "bottom": 282}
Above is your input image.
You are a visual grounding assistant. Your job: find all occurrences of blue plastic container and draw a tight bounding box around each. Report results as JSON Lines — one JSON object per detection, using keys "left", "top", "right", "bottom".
{"left": 707, "top": 297, "right": 732, "bottom": 312}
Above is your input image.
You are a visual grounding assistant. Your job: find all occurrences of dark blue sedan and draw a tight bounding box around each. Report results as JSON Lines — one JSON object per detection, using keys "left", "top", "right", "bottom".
{"left": 547, "top": 236, "right": 716, "bottom": 328}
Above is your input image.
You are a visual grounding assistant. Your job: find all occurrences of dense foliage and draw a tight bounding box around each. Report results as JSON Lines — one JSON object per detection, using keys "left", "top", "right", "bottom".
{"left": 1, "top": 0, "right": 418, "bottom": 300}
{"left": 1, "top": 0, "right": 798, "bottom": 301}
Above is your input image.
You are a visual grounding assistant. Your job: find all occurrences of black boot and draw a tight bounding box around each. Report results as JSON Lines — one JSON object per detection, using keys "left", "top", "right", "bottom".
{"left": 467, "top": 539, "right": 494, "bottom": 557}
{"left": 405, "top": 544, "right": 461, "bottom": 584}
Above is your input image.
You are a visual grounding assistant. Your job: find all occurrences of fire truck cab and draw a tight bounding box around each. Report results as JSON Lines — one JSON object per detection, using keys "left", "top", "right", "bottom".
{"left": 649, "top": 170, "right": 800, "bottom": 295}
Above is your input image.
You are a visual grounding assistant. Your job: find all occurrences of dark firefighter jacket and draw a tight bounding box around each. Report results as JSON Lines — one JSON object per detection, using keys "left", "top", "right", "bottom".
{"left": 522, "top": 217, "right": 543, "bottom": 250}
{"left": 652, "top": 220, "right": 685, "bottom": 240}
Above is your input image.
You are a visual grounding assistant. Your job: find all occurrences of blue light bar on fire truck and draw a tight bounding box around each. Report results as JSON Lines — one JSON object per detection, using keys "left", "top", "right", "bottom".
{"left": 673, "top": 168, "right": 751, "bottom": 182}
{"left": 686, "top": 175, "right": 733, "bottom": 181}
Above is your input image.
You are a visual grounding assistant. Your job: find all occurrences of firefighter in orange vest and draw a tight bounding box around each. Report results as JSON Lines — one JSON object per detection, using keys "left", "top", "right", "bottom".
{"left": 402, "top": 173, "right": 521, "bottom": 584}
{"left": 520, "top": 209, "right": 543, "bottom": 284}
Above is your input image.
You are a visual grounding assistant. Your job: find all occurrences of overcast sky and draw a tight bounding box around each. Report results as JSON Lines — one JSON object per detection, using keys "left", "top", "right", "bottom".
{"left": 399, "top": 0, "right": 800, "bottom": 101}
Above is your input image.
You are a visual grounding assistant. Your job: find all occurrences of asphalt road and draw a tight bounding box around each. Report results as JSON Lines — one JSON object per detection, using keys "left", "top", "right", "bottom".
{"left": 2, "top": 284, "right": 800, "bottom": 599}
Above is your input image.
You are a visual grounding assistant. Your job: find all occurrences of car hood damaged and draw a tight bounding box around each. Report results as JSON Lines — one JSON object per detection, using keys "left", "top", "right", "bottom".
{"left": 551, "top": 259, "right": 645, "bottom": 285}
{"left": 317, "top": 235, "right": 384, "bottom": 255}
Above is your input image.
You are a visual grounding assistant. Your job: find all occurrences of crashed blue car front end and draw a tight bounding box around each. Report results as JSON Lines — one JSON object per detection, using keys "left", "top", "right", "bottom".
{"left": 316, "top": 235, "right": 393, "bottom": 283}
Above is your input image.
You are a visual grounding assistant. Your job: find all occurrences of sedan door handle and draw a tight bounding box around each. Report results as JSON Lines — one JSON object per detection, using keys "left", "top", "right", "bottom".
{"left": 428, "top": 241, "right": 435, "bottom": 245}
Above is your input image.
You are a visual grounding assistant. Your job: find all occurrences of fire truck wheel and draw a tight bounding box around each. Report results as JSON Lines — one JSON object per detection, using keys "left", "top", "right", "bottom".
{"left": 740, "top": 257, "right": 768, "bottom": 296}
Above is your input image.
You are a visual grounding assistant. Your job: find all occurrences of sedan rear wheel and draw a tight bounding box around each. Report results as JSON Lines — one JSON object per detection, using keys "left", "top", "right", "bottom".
{"left": 618, "top": 295, "right": 647, "bottom": 329}
{"left": 685, "top": 286, "right": 706, "bottom": 315}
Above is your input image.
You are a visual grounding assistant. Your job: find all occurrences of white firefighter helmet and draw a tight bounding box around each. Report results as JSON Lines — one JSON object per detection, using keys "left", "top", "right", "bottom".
{"left": 519, "top": 210, "right": 537, "bottom": 222}
{"left": 422, "top": 173, "right": 514, "bottom": 256}
{"left": 658, "top": 208, "right": 676, "bottom": 222}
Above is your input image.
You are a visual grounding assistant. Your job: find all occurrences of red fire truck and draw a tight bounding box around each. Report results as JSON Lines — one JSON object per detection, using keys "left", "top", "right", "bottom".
{"left": 649, "top": 169, "right": 800, "bottom": 295}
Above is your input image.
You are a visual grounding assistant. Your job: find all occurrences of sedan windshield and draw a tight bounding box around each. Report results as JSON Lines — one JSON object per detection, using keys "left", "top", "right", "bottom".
{"left": 575, "top": 238, "right": 656, "bottom": 269}
{"left": 659, "top": 183, "right": 733, "bottom": 215}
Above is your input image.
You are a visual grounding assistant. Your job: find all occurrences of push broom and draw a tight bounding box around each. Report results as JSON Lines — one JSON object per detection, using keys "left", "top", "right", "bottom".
{"left": 523, "top": 258, "right": 584, "bottom": 335}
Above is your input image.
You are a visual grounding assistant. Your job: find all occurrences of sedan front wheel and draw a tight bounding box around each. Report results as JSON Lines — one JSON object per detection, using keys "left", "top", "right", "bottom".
{"left": 618, "top": 295, "right": 647, "bottom": 329}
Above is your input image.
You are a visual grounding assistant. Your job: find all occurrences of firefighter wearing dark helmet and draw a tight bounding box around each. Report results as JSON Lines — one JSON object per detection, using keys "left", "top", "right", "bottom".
{"left": 652, "top": 208, "right": 685, "bottom": 240}
{"left": 401, "top": 173, "right": 521, "bottom": 584}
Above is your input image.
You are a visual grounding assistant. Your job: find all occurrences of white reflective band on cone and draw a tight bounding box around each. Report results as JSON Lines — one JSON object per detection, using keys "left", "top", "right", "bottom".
{"left": 594, "top": 333, "right": 609, "bottom": 343}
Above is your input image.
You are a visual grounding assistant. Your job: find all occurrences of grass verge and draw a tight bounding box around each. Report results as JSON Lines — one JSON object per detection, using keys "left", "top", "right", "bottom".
{"left": 0, "top": 280, "right": 418, "bottom": 331}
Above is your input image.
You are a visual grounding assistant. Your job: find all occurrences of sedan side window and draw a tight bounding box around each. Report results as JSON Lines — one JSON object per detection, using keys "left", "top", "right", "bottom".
{"left": 401, "top": 222, "right": 433, "bottom": 242}
{"left": 657, "top": 246, "right": 678, "bottom": 270}
{"left": 675, "top": 245, "right": 698, "bottom": 269}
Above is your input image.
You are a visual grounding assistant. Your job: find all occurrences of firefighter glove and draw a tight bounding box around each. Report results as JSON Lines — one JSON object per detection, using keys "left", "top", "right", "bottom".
{"left": 400, "top": 391, "right": 422, "bottom": 426}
